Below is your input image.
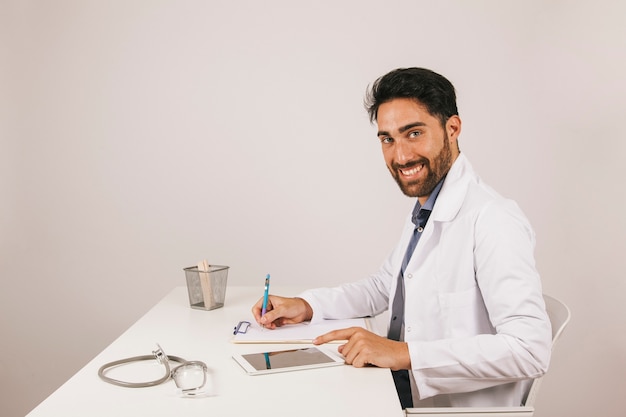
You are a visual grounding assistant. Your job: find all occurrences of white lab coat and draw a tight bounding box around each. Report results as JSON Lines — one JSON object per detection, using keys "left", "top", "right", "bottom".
{"left": 300, "top": 153, "right": 552, "bottom": 407}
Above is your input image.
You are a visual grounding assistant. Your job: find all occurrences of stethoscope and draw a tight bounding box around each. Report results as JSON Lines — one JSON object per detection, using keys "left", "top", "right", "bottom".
{"left": 98, "top": 344, "right": 209, "bottom": 395}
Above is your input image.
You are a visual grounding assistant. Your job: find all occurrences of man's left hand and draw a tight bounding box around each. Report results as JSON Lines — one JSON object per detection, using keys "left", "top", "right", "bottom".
{"left": 313, "top": 327, "right": 411, "bottom": 371}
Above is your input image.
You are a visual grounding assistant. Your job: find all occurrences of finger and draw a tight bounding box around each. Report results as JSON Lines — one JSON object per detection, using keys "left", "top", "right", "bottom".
{"left": 313, "top": 327, "right": 357, "bottom": 345}
{"left": 252, "top": 297, "right": 274, "bottom": 323}
{"left": 350, "top": 350, "right": 372, "bottom": 368}
{"left": 260, "top": 303, "right": 286, "bottom": 327}
{"left": 341, "top": 339, "right": 375, "bottom": 368}
{"left": 337, "top": 336, "right": 357, "bottom": 363}
{"left": 251, "top": 297, "right": 265, "bottom": 322}
{"left": 322, "top": 328, "right": 373, "bottom": 365}
{"left": 260, "top": 296, "right": 297, "bottom": 324}
{"left": 337, "top": 341, "right": 362, "bottom": 366}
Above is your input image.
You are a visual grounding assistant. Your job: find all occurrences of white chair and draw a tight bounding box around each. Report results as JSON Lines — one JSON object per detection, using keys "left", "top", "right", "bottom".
{"left": 405, "top": 294, "right": 571, "bottom": 417}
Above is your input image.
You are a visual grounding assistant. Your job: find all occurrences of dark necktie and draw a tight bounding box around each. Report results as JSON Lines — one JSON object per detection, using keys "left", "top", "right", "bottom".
{"left": 388, "top": 208, "right": 431, "bottom": 409}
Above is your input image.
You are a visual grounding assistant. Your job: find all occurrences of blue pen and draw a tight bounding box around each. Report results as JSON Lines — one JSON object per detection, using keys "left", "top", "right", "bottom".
{"left": 264, "top": 352, "right": 271, "bottom": 370}
{"left": 261, "top": 274, "right": 270, "bottom": 317}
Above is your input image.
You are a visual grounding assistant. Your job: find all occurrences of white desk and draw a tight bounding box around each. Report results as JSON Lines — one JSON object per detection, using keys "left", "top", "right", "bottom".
{"left": 27, "top": 286, "right": 403, "bottom": 417}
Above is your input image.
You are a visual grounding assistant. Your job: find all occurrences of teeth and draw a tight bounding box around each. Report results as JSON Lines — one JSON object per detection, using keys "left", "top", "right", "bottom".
{"left": 400, "top": 164, "right": 423, "bottom": 176}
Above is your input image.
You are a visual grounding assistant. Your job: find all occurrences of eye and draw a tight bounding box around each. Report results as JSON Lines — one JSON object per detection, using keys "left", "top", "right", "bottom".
{"left": 379, "top": 136, "right": 394, "bottom": 144}
{"left": 408, "top": 130, "right": 421, "bottom": 139}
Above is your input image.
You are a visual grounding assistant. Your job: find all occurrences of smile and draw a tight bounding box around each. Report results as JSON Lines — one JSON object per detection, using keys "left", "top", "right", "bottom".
{"left": 399, "top": 163, "right": 424, "bottom": 177}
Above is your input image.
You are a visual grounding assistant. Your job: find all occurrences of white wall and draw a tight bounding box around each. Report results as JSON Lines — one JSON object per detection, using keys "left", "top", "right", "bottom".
{"left": 1, "top": 1, "right": 624, "bottom": 416}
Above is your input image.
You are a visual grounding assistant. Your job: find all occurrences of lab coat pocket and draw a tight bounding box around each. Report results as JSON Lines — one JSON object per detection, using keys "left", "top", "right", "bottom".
{"left": 438, "top": 285, "right": 490, "bottom": 338}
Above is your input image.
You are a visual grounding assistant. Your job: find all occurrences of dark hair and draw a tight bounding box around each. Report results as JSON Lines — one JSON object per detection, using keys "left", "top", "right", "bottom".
{"left": 364, "top": 67, "right": 458, "bottom": 126}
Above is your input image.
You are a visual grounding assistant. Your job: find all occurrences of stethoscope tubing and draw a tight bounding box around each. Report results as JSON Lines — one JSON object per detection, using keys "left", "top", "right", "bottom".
{"left": 98, "top": 354, "right": 188, "bottom": 388}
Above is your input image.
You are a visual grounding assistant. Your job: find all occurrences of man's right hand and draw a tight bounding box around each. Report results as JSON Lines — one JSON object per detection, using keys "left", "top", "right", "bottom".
{"left": 251, "top": 295, "right": 313, "bottom": 329}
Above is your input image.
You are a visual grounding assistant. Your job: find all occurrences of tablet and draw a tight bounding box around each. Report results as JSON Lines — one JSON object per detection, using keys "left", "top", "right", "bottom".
{"left": 232, "top": 347, "right": 345, "bottom": 375}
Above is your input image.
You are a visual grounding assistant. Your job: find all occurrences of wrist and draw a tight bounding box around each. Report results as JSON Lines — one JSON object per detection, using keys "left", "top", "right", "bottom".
{"left": 295, "top": 297, "right": 313, "bottom": 321}
{"left": 392, "top": 341, "right": 412, "bottom": 371}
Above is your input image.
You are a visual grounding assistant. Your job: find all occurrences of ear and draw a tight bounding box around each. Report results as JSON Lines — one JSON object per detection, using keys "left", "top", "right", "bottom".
{"left": 446, "top": 115, "right": 462, "bottom": 141}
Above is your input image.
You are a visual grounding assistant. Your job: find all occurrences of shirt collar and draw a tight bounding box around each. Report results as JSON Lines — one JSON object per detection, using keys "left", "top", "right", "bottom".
{"left": 411, "top": 177, "right": 445, "bottom": 227}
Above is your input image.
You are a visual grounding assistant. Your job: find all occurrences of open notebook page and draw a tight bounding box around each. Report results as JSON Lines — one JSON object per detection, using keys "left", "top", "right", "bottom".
{"left": 232, "top": 317, "right": 371, "bottom": 343}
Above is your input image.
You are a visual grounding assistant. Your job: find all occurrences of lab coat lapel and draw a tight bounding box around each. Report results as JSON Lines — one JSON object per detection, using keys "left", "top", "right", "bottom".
{"left": 404, "top": 154, "right": 473, "bottom": 271}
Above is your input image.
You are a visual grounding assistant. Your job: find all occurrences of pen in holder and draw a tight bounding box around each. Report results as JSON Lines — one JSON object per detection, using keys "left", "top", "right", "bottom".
{"left": 183, "top": 262, "right": 229, "bottom": 310}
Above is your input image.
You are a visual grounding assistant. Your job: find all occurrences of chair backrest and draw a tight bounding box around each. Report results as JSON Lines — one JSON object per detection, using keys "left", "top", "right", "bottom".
{"left": 523, "top": 294, "right": 571, "bottom": 406}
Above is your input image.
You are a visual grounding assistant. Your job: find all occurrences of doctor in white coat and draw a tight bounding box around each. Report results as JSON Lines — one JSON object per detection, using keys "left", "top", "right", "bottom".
{"left": 252, "top": 67, "right": 552, "bottom": 409}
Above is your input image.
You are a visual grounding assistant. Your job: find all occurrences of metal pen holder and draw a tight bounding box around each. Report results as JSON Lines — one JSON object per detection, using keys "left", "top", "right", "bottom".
{"left": 183, "top": 265, "right": 229, "bottom": 310}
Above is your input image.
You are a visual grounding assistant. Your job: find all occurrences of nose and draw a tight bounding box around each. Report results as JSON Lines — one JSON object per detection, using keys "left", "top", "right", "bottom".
{"left": 394, "top": 139, "right": 413, "bottom": 165}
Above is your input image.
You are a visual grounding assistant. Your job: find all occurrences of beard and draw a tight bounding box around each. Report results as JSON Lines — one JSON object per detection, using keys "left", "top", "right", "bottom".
{"left": 389, "top": 133, "right": 454, "bottom": 198}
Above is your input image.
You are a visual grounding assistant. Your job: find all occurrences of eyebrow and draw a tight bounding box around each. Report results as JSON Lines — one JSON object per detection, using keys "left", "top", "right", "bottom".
{"left": 377, "top": 121, "right": 427, "bottom": 137}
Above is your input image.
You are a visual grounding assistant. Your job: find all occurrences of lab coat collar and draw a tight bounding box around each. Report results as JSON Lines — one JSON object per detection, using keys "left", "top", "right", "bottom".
{"left": 430, "top": 153, "right": 474, "bottom": 223}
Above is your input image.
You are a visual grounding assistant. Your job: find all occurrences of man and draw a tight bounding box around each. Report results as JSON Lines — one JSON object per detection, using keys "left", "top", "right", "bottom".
{"left": 252, "top": 67, "right": 551, "bottom": 409}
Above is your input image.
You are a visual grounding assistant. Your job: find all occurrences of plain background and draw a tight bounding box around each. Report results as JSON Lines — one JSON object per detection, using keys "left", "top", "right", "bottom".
{"left": 1, "top": 1, "right": 625, "bottom": 416}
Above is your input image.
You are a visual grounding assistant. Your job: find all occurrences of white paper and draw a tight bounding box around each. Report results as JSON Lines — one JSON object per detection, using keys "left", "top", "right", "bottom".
{"left": 232, "top": 318, "right": 370, "bottom": 343}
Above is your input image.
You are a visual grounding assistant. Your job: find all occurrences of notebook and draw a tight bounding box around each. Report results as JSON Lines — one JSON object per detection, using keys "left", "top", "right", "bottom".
{"left": 232, "top": 317, "right": 371, "bottom": 344}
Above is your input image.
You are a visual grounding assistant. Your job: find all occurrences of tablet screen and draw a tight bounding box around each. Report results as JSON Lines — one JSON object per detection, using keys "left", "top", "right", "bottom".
{"left": 234, "top": 347, "right": 344, "bottom": 375}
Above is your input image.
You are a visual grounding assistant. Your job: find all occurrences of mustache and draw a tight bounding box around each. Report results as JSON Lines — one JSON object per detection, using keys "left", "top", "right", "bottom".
{"left": 392, "top": 159, "right": 429, "bottom": 171}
